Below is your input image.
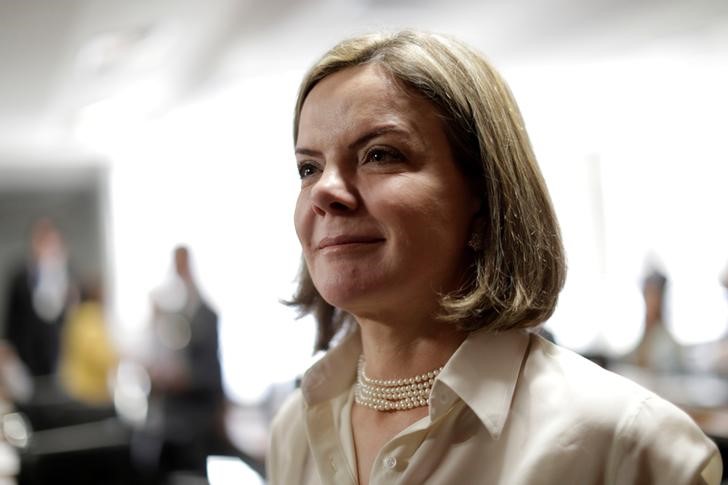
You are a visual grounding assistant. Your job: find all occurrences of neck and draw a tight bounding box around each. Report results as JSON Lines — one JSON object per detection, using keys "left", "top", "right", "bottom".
{"left": 355, "top": 312, "right": 467, "bottom": 382}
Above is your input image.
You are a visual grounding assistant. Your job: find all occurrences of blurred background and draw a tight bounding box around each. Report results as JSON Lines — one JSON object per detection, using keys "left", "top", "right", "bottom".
{"left": 0, "top": 0, "right": 727, "bottom": 483}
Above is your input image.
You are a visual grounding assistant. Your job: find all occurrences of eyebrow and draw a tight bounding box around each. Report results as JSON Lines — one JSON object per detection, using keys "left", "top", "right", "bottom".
{"left": 294, "top": 125, "right": 410, "bottom": 157}
{"left": 348, "top": 125, "right": 409, "bottom": 150}
{"left": 294, "top": 147, "right": 321, "bottom": 157}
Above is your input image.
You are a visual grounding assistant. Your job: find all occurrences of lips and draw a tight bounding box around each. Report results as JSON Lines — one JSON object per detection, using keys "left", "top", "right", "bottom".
{"left": 317, "top": 234, "right": 385, "bottom": 250}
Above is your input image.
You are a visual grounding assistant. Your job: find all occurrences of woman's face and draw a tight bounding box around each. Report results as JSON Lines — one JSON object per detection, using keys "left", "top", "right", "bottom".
{"left": 294, "top": 64, "right": 480, "bottom": 320}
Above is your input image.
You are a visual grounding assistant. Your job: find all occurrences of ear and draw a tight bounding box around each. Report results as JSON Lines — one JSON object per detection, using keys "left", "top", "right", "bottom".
{"left": 466, "top": 193, "right": 487, "bottom": 248}
{"left": 467, "top": 219, "right": 485, "bottom": 251}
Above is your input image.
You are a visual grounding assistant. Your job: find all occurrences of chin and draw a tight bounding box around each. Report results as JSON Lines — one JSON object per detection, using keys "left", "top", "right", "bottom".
{"left": 316, "top": 284, "right": 366, "bottom": 311}
{"left": 313, "top": 274, "right": 386, "bottom": 314}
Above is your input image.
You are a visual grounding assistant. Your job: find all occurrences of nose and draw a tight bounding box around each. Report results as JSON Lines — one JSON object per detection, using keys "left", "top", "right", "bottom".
{"left": 310, "top": 165, "right": 358, "bottom": 216}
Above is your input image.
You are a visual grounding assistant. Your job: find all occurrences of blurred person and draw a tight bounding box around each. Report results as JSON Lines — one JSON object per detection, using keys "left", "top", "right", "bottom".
{"left": 58, "top": 278, "right": 118, "bottom": 405}
{"left": 2, "top": 218, "right": 76, "bottom": 379}
{"left": 707, "top": 263, "right": 728, "bottom": 374}
{"left": 628, "top": 268, "right": 684, "bottom": 372}
{"left": 132, "top": 245, "right": 225, "bottom": 482}
{"left": 267, "top": 30, "right": 721, "bottom": 484}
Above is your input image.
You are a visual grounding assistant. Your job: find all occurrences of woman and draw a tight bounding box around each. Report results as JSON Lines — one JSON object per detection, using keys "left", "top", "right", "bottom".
{"left": 268, "top": 30, "right": 721, "bottom": 484}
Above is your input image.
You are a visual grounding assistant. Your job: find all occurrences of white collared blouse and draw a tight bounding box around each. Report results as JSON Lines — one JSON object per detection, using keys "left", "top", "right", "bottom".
{"left": 267, "top": 328, "right": 722, "bottom": 484}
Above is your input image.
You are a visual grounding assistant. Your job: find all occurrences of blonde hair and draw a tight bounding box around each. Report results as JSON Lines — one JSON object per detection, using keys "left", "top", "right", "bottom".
{"left": 290, "top": 30, "right": 565, "bottom": 351}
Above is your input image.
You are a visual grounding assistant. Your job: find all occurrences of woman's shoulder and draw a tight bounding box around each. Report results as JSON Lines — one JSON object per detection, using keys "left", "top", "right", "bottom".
{"left": 267, "top": 388, "right": 309, "bottom": 482}
{"left": 527, "top": 334, "right": 656, "bottom": 404}
{"left": 522, "top": 334, "right": 721, "bottom": 483}
{"left": 270, "top": 387, "right": 306, "bottom": 436}
{"left": 523, "top": 334, "right": 702, "bottom": 433}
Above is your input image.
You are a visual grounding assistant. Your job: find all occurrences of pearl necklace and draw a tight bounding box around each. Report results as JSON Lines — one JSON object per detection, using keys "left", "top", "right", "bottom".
{"left": 354, "top": 355, "right": 442, "bottom": 412}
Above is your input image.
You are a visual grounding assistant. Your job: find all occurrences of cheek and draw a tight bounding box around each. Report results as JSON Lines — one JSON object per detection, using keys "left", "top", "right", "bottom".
{"left": 375, "top": 189, "right": 446, "bottom": 250}
{"left": 388, "top": 180, "right": 472, "bottom": 247}
{"left": 384, "top": 178, "right": 455, "bottom": 225}
{"left": 293, "top": 193, "right": 311, "bottom": 246}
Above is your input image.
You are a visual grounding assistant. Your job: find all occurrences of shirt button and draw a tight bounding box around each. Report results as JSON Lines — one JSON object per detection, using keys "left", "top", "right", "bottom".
{"left": 383, "top": 456, "right": 397, "bottom": 469}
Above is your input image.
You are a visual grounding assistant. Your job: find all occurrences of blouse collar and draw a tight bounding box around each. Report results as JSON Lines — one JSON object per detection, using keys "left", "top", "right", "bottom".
{"left": 300, "top": 324, "right": 531, "bottom": 440}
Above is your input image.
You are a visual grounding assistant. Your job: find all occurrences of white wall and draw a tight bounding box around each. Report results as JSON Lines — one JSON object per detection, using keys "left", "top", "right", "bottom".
{"left": 507, "top": 52, "right": 728, "bottom": 352}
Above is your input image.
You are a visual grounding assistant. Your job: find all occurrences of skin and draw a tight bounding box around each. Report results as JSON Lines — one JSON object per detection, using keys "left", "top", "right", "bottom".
{"left": 31, "top": 219, "right": 66, "bottom": 263}
{"left": 294, "top": 63, "right": 480, "bottom": 484}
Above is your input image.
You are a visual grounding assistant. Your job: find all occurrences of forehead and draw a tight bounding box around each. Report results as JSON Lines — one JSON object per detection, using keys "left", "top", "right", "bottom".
{"left": 297, "top": 63, "right": 443, "bottom": 144}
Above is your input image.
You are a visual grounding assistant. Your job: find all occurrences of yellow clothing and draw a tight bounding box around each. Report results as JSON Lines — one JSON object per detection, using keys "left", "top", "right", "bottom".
{"left": 60, "top": 302, "right": 117, "bottom": 404}
{"left": 268, "top": 328, "right": 721, "bottom": 485}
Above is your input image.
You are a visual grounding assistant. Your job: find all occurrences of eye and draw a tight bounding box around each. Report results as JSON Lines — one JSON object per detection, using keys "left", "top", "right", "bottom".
{"left": 363, "top": 146, "right": 404, "bottom": 165}
{"left": 297, "top": 162, "right": 320, "bottom": 179}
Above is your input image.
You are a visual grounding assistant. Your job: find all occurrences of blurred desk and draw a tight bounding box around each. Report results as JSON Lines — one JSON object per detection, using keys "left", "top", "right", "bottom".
{"left": 612, "top": 363, "right": 728, "bottom": 438}
{"left": 19, "top": 417, "right": 133, "bottom": 485}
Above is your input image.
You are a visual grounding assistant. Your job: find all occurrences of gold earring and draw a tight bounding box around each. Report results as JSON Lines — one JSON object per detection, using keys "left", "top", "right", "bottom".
{"left": 467, "top": 231, "right": 483, "bottom": 251}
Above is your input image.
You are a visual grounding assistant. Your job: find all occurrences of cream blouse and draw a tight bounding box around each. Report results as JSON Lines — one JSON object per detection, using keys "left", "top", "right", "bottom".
{"left": 267, "top": 328, "right": 722, "bottom": 484}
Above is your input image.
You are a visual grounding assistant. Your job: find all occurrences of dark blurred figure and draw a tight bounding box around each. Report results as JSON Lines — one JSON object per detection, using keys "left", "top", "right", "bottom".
{"left": 0, "top": 340, "right": 32, "bottom": 404}
{"left": 629, "top": 268, "right": 684, "bottom": 372}
{"left": 2, "top": 218, "right": 75, "bottom": 380}
{"left": 132, "top": 245, "right": 226, "bottom": 482}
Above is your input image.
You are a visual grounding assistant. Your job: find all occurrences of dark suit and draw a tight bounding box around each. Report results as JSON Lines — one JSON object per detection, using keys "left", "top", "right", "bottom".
{"left": 3, "top": 265, "right": 68, "bottom": 377}
{"left": 161, "top": 300, "right": 224, "bottom": 441}
{"left": 134, "top": 294, "right": 226, "bottom": 479}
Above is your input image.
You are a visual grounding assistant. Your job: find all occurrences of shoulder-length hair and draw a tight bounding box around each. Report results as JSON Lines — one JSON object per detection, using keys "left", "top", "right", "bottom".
{"left": 289, "top": 30, "right": 566, "bottom": 351}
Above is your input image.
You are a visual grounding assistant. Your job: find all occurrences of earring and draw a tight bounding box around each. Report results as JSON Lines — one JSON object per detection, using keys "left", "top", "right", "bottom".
{"left": 468, "top": 230, "right": 483, "bottom": 251}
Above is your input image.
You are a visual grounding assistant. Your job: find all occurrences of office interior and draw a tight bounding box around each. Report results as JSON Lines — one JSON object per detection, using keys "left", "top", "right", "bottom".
{"left": 0, "top": 0, "right": 727, "bottom": 483}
